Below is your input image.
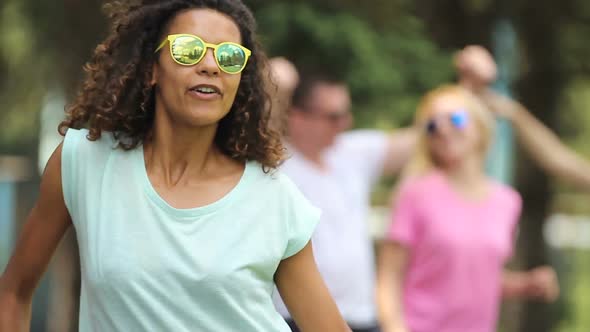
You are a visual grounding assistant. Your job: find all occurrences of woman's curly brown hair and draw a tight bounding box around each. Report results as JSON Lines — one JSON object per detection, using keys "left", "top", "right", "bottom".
{"left": 59, "top": 0, "right": 285, "bottom": 170}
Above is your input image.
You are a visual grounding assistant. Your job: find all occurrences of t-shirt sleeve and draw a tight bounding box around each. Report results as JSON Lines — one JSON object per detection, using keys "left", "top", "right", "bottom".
{"left": 61, "top": 128, "right": 86, "bottom": 217}
{"left": 61, "top": 128, "right": 114, "bottom": 223}
{"left": 280, "top": 175, "right": 322, "bottom": 259}
{"left": 386, "top": 181, "right": 421, "bottom": 248}
{"left": 337, "top": 130, "right": 389, "bottom": 184}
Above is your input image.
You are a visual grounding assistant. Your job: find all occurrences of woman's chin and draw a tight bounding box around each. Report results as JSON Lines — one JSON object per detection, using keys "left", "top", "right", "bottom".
{"left": 182, "top": 109, "right": 229, "bottom": 127}
{"left": 434, "top": 153, "right": 463, "bottom": 169}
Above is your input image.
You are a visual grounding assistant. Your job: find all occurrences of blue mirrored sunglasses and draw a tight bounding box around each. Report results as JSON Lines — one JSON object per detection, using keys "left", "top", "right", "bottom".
{"left": 426, "top": 110, "right": 469, "bottom": 135}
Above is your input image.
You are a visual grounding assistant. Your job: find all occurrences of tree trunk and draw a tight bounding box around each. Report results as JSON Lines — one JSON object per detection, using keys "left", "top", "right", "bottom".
{"left": 512, "top": 3, "right": 565, "bottom": 330}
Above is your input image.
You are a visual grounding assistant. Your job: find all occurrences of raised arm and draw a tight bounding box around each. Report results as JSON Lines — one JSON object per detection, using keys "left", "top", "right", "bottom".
{"left": 0, "top": 143, "right": 73, "bottom": 331}
{"left": 275, "top": 242, "right": 351, "bottom": 332}
{"left": 376, "top": 241, "right": 410, "bottom": 332}
{"left": 479, "top": 90, "right": 590, "bottom": 191}
{"left": 455, "top": 45, "right": 590, "bottom": 191}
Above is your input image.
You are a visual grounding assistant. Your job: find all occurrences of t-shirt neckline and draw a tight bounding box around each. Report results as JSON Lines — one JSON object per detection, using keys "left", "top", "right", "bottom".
{"left": 433, "top": 170, "right": 499, "bottom": 208}
{"left": 134, "top": 145, "right": 254, "bottom": 219}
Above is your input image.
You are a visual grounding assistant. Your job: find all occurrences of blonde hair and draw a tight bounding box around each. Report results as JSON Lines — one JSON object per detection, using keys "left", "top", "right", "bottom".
{"left": 403, "top": 84, "right": 495, "bottom": 178}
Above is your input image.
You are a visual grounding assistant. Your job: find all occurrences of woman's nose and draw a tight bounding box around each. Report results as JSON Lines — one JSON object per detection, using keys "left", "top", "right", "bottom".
{"left": 435, "top": 120, "right": 454, "bottom": 136}
{"left": 194, "top": 48, "right": 219, "bottom": 76}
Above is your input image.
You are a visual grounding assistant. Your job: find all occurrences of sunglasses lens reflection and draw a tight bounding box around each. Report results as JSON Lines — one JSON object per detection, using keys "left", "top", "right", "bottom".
{"left": 171, "top": 36, "right": 205, "bottom": 65}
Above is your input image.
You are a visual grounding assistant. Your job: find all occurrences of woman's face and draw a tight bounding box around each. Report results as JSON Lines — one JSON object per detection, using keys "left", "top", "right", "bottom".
{"left": 424, "top": 93, "right": 482, "bottom": 168}
{"left": 152, "top": 9, "right": 243, "bottom": 128}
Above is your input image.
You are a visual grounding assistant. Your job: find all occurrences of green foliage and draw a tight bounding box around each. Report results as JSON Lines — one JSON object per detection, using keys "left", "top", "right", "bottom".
{"left": 552, "top": 249, "right": 590, "bottom": 332}
{"left": 0, "top": 0, "right": 104, "bottom": 155}
{"left": 254, "top": 1, "right": 453, "bottom": 128}
{"left": 560, "top": 79, "right": 590, "bottom": 157}
{"left": 0, "top": 0, "right": 48, "bottom": 154}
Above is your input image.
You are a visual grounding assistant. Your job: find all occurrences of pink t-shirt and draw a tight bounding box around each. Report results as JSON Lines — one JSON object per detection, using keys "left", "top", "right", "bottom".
{"left": 387, "top": 171, "right": 522, "bottom": 332}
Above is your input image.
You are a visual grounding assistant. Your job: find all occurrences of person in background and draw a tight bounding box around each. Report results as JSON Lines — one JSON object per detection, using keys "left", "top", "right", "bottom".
{"left": 267, "top": 57, "right": 300, "bottom": 134}
{"left": 273, "top": 71, "right": 417, "bottom": 332}
{"left": 0, "top": 1, "right": 350, "bottom": 331}
{"left": 457, "top": 45, "right": 590, "bottom": 191}
{"left": 377, "top": 84, "right": 559, "bottom": 332}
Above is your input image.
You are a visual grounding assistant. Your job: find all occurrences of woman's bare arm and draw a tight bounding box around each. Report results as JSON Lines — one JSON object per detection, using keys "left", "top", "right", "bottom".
{"left": 502, "top": 266, "right": 559, "bottom": 302}
{"left": 275, "top": 242, "right": 351, "bottom": 332}
{"left": 0, "top": 144, "right": 72, "bottom": 331}
{"left": 479, "top": 90, "right": 590, "bottom": 191}
{"left": 376, "top": 241, "right": 410, "bottom": 332}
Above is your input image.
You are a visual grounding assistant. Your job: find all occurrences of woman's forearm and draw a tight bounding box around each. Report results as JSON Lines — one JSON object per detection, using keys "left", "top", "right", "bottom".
{"left": 376, "top": 278, "right": 407, "bottom": 331}
{"left": 0, "top": 287, "right": 32, "bottom": 332}
{"left": 477, "top": 89, "right": 590, "bottom": 191}
{"left": 510, "top": 104, "right": 590, "bottom": 190}
{"left": 376, "top": 242, "right": 410, "bottom": 332}
{"left": 501, "top": 270, "right": 532, "bottom": 299}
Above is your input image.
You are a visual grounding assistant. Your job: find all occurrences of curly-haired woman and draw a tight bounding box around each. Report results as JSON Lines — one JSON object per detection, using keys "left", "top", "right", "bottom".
{"left": 0, "top": 1, "right": 349, "bottom": 331}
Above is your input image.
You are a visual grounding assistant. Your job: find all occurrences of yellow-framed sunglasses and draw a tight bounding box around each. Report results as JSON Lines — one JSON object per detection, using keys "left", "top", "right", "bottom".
{"left": 154, "top": 33, "right": 252, "bottom": 74}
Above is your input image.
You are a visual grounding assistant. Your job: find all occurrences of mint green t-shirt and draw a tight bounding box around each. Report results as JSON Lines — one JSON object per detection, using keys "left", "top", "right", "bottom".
{"left": 61, "top": 128, "right": 319, "bottom": 332}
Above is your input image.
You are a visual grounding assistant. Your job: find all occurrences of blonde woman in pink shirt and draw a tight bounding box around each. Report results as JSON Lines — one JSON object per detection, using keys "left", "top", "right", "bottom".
{"left": 377, "top": 85, "right": 559, "bottom": 332}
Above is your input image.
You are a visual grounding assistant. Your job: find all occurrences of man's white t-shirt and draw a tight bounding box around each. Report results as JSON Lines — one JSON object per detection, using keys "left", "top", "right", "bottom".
{"left": 274, "top": 130, "right": 389, "bottom": 327}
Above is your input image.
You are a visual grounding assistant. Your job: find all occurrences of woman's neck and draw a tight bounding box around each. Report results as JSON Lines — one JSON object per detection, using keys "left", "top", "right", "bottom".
{"left": 440, "top": 155, "right": 489, "bottom": 199}
{"left": 144, "top": 110, "right": 235, "bottom": 187}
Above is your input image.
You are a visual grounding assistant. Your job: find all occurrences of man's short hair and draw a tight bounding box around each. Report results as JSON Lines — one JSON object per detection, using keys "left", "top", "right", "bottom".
{"left": 291, "top": 70, "right": 347, "bottom": 110}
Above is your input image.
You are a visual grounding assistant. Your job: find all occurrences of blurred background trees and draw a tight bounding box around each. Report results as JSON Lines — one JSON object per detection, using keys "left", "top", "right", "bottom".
{"left": 2, "top": 0, "right": 590, "bottom": 331}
